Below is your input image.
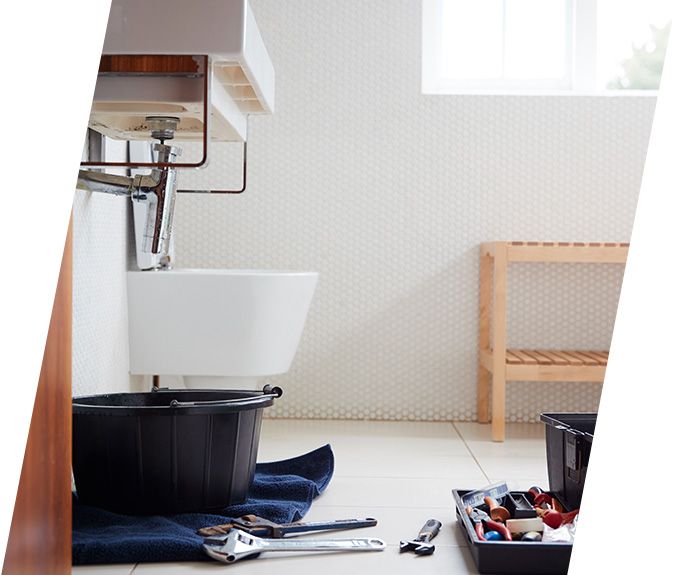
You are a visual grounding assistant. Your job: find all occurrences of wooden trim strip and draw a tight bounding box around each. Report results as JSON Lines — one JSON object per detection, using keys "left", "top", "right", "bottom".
{"left": 99, "top": 55, "right": 201, "bottom": 75}
{"left": 507, "top": 241, "right": 629, "bottom": 248}
{"left": 2, "top": 218, "right": 72, "bottom": 575}
{"left": 506, "top": 245, "right": 628, "bottom": 263}
{"left": 506, "top": 363, "right": 607, "bottom": 382}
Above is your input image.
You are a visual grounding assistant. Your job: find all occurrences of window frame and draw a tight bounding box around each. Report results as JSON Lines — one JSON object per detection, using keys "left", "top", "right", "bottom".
{"left": 421, "top": 0, "right": 661, "bottom": 96}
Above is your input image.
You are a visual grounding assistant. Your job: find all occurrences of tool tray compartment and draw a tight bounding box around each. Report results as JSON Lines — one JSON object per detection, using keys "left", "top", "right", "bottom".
{"left": 453, "top": 490, "right": 573, "bottom": 575}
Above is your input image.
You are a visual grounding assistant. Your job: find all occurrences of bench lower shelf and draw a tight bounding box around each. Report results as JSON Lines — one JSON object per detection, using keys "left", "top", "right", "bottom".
{"left": 479, "top": 348, "right": 608, "bottom": 382}
{"left": 478, "top": 348, "right": 607, "bottom": 440}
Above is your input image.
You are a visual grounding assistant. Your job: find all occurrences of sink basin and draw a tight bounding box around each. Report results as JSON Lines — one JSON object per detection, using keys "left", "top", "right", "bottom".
{"left": 127, "top": 269, "right": 317, "bottom": 386}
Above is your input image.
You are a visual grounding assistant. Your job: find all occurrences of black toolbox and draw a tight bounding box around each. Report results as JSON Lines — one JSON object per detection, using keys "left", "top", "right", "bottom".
{"left": 540, "top": 413, "right": 596, "bottom": 510}
{"left": 453, "top": 413, "right": 596, "bottom": 574}
{"left": 453, "top": 490, "right": 573, "bottom": 574}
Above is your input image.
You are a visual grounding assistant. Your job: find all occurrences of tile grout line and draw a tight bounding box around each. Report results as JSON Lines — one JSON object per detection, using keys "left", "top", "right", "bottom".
{"left": 451, "top": 422, "right": 491, "bottom": 483}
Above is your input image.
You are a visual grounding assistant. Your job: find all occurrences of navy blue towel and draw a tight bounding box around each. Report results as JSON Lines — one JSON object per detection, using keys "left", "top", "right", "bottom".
{"left": 73, "top": 444, "right": 334, "bottom": 564}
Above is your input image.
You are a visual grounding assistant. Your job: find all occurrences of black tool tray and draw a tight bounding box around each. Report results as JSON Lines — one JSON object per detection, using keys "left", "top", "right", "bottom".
{"left": 453, "top": 489, "right": 573, "bottom": 575}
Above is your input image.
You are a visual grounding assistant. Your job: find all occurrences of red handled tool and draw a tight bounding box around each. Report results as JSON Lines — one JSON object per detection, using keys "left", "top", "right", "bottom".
{"left": 465, "top": 506, "right": 512, "bottom": 542}
{"left": 527, "top": 486, "right": 554, "bottom": 509}
{"left": 535, "top": 508, "right": 579, "bottom": 529}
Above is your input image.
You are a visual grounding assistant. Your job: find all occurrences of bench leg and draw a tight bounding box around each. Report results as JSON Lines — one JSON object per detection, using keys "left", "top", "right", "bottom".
{"left": 491, "top": 369, "right": 506, "bottom": 442}
{"left": 491, "top": 244, "right": 507, "bottom": 442}
{"left": 478, "top": 250, "right": 492, "bottom": 424}
{"left": 477, "top": 365, "right": 490, "bottom": 423}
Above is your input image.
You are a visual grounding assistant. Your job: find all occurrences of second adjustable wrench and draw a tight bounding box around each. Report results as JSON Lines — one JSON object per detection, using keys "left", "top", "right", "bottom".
{"left": 399, "top": 519, "right": 442, "bottom": 555}
{"left": 203, "top": 529, "right": 386, "bottom": 564}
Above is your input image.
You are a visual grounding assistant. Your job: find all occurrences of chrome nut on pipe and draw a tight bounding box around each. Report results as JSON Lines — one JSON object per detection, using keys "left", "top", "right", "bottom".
{"left": 146, "top": 116, "right": 180, "bottom": 142}
{"left": 77, "top": 116, "right": 184, "bottom": 269}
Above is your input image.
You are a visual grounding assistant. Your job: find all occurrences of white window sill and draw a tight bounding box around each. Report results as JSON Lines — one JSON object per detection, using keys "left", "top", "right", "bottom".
{"left": 421, "top": 89, "right": 659, "bottom": 97}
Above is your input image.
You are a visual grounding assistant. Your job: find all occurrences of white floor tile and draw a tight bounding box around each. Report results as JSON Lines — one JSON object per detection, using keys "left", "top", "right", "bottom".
{"left": 132, "top": 544, "right": 480, "bottom": 574}
{"left": 132, "top": 563, "right": 220, "bottom": 573}
{"left": 489, "top": 477, "right": 552, "bottom": 492}
{"left": 454, "top": 422, "right": 545, "bottom": 442}
{"left": 76, "top": 419, "right": 549, "bottom": 575}
{"left": 261, "top": 419, "right": 461, "bottom": 440}
{"left": 314, "top": 476, "right": 486, "bottom": 508}
{"left": 477, "top": 458, "right": 548, "bottom": 479}
{"left": 258, "top": 419, "right": 471, "bottom": 461}
{"left": 336, "top": 451, "right": 484, "bottom": 479}
{"left": 464, "top": 439, "right": 547, "bottom": 459}
{"left": 299, "top": 504, "right": 469, "bottom": 547}
{"left": 72, "top": 565, "right": 135, "bottom": 575}
{"left": 258, "top": 441, "right": 478, "bottom": 478}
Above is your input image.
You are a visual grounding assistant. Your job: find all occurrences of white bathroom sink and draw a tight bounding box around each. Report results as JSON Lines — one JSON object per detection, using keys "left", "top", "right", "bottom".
{"left": 127, "top": 269, "right": 317, "bottom": 385}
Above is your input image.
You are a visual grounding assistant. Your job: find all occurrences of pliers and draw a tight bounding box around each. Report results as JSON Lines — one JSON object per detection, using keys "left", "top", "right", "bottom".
{"left": 465, "top": 506, "right": 512, "bottom": 542}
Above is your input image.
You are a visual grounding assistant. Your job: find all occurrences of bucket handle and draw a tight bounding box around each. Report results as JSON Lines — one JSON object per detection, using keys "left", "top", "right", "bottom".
{"left": 168, "top": 386, "right": 283, "bottom": 409}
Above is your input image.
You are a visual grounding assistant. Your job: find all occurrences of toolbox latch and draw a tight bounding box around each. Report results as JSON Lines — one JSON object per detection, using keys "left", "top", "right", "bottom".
{"left": 565, "top": 430, "right": 589, "bottom": 483}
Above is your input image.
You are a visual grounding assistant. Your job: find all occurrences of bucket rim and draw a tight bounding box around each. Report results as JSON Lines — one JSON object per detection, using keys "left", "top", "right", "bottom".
{"left": 72, "top": 389, "right": 278, "bottom": 415}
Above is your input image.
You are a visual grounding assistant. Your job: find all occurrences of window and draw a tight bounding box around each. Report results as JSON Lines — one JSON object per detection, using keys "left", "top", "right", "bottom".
{"left": 422, "top": 0, "right": 672, "bottom": 94}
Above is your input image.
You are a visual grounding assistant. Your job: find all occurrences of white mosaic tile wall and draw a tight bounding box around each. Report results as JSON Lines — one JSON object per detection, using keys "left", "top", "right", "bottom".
{"left": 172, "top": 0, "right": 655, "bottom": 422}
{"left": 71, "top": 0, "right": 654, "bottom": 421}
{"left": 72, "top": 138, "right": 145, "bottom": 397}
{"left": 72, "top": 191, "right": 132, "bottom": 396}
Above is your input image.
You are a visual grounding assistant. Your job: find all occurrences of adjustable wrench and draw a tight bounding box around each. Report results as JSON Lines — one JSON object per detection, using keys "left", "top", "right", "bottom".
{"left": 198, "top": 515, "right": 378, "bottom": 538}
{"left": 203, "top": 528, "right": 386, "bottom": 564}
{"left": 399, "top": 519, "right": 442, "bottom": 555}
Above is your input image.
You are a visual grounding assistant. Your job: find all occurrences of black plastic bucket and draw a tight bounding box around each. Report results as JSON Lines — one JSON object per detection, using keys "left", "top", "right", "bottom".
{"left": 72, "top": 388, "right": 280, "bottom": 514}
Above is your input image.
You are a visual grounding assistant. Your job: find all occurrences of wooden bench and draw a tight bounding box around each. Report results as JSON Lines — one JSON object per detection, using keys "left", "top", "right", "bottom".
{"left": 478, "top": 241, "right": 628, "bottom": 441}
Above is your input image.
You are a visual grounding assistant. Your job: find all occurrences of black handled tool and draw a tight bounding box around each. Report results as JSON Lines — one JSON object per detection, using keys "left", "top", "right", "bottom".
{"left": 399, "top": 519, "right": 442, "bottom": 556}
{"left": 199, "top": 515, "right": 378, "bottom": 538}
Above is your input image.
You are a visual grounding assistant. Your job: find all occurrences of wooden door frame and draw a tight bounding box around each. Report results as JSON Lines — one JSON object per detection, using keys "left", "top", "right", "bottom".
{"left": 2, "top": 219, "right": 72, "bottom": 574}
